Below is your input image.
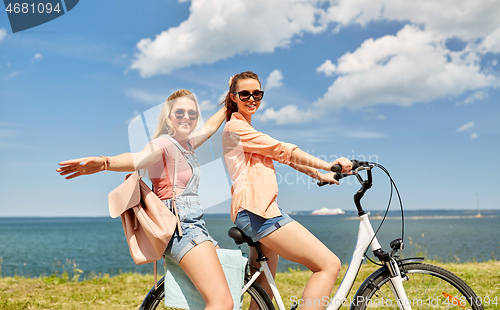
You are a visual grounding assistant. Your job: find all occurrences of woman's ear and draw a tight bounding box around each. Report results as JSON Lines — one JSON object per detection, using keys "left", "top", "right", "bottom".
{"left": 229, "top": 93, "right": 236, "bottom": 106}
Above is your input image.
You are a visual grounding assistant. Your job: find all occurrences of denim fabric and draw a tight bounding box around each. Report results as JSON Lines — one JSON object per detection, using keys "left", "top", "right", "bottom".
{"left": 234, "top": 202, "right": 294, "bottom": 242}
{"left": 162, "top": 136, "right": 217, "bottom": 263}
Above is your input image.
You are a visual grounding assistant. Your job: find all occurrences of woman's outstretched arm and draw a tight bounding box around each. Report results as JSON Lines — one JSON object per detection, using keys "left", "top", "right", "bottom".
{"left": 290, "top": 148, "right": 352, "bottom": 174}
{"left": 57, "top": 143, "right": 163, "bottom": 179}
{"left": 192, "top": 106, "right": 227, "bottom": 149}
{"left": 289, "top": 162, "right": 339, "bottom": 185}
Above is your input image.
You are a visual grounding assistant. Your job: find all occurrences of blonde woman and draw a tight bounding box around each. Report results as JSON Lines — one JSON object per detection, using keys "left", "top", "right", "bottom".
{"left": 221, "top": 72, "right": 352, "bottom": 310}
{"left": 57, "top": 90, "right": 233, "bottom": 310}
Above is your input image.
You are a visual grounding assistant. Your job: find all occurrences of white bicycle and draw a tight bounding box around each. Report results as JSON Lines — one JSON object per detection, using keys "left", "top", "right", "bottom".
{"left": 141, "top": 160, "right": 485, "bottom": 310}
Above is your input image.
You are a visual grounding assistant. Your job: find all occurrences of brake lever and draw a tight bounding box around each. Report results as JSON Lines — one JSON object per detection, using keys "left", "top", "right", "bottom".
{"left": 354, "top": 164, "right": 374, "bottom": 173}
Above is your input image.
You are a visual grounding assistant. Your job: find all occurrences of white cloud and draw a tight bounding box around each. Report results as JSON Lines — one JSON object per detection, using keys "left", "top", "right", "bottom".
{"left": 312, "top": 0, "right": 500, "bottom": 114}
{"left": 265, "top": 70, "right": 283, "bottom": 91}
{"left": 316, "top": 59, "right": 336, "bottom": 76}
{"left": 257, "top": 104, "right": 318, "bottom": 125}
{"left": 5, "top": 72, "right": 19, "bottom": 79}
{"left": 470, "top": 133, "right": 479, "bottom": 139}
{"left": 128, "top": 0, "right": 500, "bottom": 125}
{"left": 478, "top": 27, "right": 500, "bottom": 54}
{"left": 322, "top": 0, "right": 500, "bottom": 42}
{"left": 462, "top": 91, "right": 488, "bottom": 105}
{"left": 314, "top": 25, "right": 496, "bottom": 111}
{"left": 32, "top": 53, "right": 43, "bottom": 63}
{"left": 457, "top": 121, "right": 474, "bottom": 132}
{"left": 0, "top": 28, "right": 6, "bottom": 42}
{"left": 126, "top": 89, "right": 168, "bottom": 105}
{"left": 130, "top": 0, "right": 326, "bottom": 77}
{"left": 199, "top": 100, "right": 216, "bottom": 111}
{"left": 130, "top": 0, "right": 500, "bottom": 78}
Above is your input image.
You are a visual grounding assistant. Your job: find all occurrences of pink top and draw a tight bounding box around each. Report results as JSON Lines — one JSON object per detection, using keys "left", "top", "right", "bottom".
{"left": 149, "top": 136, "right": 194, "bottom": 200}
{"left": 222, "top": 112, "right": 297, "bottom": 222}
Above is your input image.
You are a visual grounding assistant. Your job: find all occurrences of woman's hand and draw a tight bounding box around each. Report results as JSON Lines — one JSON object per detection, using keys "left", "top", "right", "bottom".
{"left": 57, "top": 157, "right": 106, "bottom": 179}
{"left": 317, "top": 171, "right": 339, "bottom": 185}
{"left": 331, "top": 157, "right": 353, "bottom": 174}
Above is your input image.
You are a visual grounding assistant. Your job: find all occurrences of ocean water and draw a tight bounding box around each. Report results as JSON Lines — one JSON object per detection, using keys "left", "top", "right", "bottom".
{"left": 0, "top": 210, "right": 499, "bottom": 279}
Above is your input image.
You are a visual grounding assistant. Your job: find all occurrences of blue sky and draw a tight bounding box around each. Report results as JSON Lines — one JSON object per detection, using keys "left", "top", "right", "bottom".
{"left": 1, "top": 0, "right": 499, "bottom": 217}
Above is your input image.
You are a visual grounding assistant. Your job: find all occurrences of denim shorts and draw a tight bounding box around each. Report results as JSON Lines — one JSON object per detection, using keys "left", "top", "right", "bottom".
{"left": 234, "top": 207, "right": 294, "bottom": 242}
{"left": 162, "top": 196, "right": 217, "bottom": 263}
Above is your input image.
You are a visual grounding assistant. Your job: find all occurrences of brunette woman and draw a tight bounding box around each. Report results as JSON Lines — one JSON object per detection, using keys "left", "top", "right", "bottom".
{"left": 57, "top": 90, "right": 233, "bottom": 310}
{"left": 222, "top": 72, "right": 352, "bottom": 310}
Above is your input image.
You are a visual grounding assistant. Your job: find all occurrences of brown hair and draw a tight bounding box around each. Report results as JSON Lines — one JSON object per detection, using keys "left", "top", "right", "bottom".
{"left": 220, "top": 71, "right": 261, "bottom": 122}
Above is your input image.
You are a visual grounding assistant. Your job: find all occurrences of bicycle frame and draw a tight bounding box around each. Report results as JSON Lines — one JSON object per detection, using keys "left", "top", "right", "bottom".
{"left": 242, "top": 212, "right": 413, "bottom": 310}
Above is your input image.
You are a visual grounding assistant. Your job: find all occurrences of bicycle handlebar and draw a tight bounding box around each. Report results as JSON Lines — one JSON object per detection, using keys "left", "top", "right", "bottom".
{"left": 318, "top": 160, "right": 370, "bottom": 186}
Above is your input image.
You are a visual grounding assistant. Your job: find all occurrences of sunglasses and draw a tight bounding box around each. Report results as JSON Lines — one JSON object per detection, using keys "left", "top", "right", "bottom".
{"left": 233, "top": 90, "right": 264, "bottom": 102}
{"left": 173, "top": 109, "right": 198, "bottom": 120}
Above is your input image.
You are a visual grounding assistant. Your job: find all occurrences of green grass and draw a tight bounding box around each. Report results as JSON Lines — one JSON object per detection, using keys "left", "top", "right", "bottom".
{"left": 0, "top": 261, "right": 499, "bottom": 310}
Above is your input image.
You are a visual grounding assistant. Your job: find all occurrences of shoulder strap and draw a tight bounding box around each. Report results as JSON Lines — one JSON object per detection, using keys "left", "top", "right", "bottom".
{"left": 186, "top": 139, "right": 195, "bottom": 152}
{"left": 162, "top": 135, "right": 184, "bottom": 237}
{"left": 152, "top": 150, "right": 181, "bottom": 290}
{"left": 172, "top": 148, "right": 179, "bottom": 196}
{"left": 171, "top": 148, "right": 183, "bottom": 237}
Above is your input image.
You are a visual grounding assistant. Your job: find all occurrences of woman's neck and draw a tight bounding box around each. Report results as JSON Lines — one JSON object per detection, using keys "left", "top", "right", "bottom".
{"left": 173, "top": 133, "right": 189, "bottom": 143}
{"left": 241, "top": 113, "right": 252, "bottom": 125}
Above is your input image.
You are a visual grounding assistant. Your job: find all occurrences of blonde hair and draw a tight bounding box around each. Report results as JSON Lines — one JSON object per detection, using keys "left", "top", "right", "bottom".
{"left": 151, "top": 89, "right": 199, "bottom": 140}
{"left": 146, "top": 90, "right": 199, "bottom": 181}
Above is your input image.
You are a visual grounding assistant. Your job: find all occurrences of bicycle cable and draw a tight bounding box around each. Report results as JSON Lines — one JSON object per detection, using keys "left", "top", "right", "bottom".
{"left": 359, "top": 162, "right": 405, "bottom": 265}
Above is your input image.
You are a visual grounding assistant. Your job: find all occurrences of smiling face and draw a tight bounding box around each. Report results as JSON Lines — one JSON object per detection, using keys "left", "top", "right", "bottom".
{"left": 169, "top": 97, "right": 199, "bottom": 140}
{"left": 230, "top": 78, "right": 262, "bottom": 123}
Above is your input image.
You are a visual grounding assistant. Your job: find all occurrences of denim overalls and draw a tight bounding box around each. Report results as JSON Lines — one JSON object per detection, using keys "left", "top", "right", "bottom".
{"left": 162, "top": 136, "right": 217, "bottom": 263}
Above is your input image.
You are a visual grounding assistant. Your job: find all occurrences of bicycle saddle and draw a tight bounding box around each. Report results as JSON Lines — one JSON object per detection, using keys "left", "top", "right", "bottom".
{"left": 228, "top": 227, "right": 253, "bottom": 244}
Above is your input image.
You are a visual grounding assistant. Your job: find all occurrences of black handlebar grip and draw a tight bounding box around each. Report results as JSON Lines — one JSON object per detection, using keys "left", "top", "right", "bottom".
{"left": 318, "top": 160, "right": 370, "bottom": 187}
{"left": 331, "top": 164, "right": 342, "bottom": 173}
{"left": 317, "top": 173, "right": 344, "bottom": 186}
{"left": 351, "top": 160, "right": 370, "bottom": 170}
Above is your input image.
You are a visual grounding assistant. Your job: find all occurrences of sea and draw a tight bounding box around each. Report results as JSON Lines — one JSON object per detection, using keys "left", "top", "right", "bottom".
{"left": 0, "top": 209, "right": 499, "bottom": 280}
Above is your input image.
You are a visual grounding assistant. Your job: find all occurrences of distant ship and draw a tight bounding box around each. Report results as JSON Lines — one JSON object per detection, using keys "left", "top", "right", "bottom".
{"left": 311, "top": 207, "right": 345, "bottom": 215}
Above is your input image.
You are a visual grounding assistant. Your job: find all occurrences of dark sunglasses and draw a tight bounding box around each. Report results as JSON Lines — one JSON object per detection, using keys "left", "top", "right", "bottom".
{"left": 173, "top": 109, "right": 198, "bottom": 120}
{"left": 233, "top": 90, "right": 264, "bottom": 102}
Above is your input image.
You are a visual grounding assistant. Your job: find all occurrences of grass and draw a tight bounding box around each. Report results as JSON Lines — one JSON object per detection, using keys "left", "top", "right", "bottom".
{"left": 0, "top": 261, "right": 499, "bottom": 310}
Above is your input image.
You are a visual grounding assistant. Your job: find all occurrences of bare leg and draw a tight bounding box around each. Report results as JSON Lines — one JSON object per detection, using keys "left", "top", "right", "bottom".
{"left": 179, "top": 241, "right": 234, "bottom": 310}
{"left": 259, "top": 221, "right": 341, "bottom": 310}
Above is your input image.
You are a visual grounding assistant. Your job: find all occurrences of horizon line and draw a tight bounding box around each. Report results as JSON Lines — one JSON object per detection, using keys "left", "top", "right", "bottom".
{"left": 1, "top": 208, "right": 499, "bottom": 218}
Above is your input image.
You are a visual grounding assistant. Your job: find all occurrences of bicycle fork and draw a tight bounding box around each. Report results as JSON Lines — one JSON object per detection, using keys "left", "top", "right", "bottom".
{"left": 385, "top": 258, "right": 412, "bottom": 310}
{"left": 325, "top": 214, "right": 413, "bottom": 310}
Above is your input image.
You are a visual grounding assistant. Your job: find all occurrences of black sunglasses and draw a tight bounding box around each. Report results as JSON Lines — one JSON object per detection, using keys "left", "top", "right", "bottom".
{"left": 233, "top": 90, "right": 264, "bottom": 102}
{"left": 173, "top": 109, "right": 198, "bottom": 120}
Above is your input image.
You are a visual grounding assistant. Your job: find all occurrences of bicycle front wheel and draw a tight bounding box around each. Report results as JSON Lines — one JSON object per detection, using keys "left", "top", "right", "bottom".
{"left": 139, "top": 275, "right": 275, "bottom": 310}
{"left": 353, "top": 263, "right": 484, "bottom": 310}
